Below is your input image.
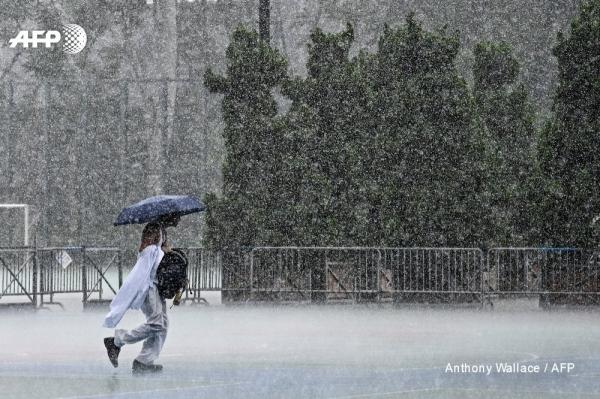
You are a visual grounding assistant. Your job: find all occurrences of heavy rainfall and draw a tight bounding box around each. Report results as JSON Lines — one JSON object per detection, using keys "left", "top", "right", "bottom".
{"left": 0, "top": 0, "right": 599, "bottom": 398}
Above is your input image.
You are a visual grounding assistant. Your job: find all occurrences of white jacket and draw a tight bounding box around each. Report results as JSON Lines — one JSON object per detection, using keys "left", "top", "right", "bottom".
{"left": 103, "top": 236, "right": 164, "bottom": 328}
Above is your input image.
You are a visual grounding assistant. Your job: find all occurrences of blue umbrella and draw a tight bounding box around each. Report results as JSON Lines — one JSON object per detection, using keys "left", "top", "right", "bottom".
{"left": 114, "top": 195, "right": 206, "bottom": 226}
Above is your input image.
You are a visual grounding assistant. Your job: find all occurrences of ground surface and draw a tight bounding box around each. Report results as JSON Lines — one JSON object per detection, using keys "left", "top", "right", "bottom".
{"left": 1, "top": 296, "right": 600, "bottom": 398}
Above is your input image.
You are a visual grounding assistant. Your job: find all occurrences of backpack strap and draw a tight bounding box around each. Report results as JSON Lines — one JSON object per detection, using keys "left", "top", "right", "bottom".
{"left": 171, "top": 248, "right": 189, "bottom": 266}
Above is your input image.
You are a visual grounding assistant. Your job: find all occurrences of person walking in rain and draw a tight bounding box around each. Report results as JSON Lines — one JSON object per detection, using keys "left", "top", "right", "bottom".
{"left": 103, "top": 222, "right": 169, "bottom": 373}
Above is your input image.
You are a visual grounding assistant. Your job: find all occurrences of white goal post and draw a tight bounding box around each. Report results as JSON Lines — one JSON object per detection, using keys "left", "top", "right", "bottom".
{"left": 0, "top": 204, "right": 30, "bottom": 246}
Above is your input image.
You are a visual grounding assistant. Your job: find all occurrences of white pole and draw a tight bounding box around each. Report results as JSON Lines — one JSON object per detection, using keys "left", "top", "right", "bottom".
{"left": 24, "top": 205, "right": 29, "bottom": 247}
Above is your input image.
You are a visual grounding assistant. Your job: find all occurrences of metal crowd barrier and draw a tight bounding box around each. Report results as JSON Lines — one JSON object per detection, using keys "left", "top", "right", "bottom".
{"left": 486, "top": 248, "right": 600, "bottom": 306}
{"left": 175, "top": 247, "right": 222, "bottom": 305}
{"left": 37, "top": 247, "right": 122, "bottom": 309}
{"left": 219, "top": 248, "right": 253, "bottom": 303}
{"left": 380, "top": 248, "right": 484, "bottom": 303}
{"left": 250, "top": 247, "right": 316, "bottom": 302}
{"left": 3, "top": 246, "right": 600, "bottom": 309}
{"left": 0, "top": 247, "right": 37, "bottom": 308}
{"left": 249, "top": 247, "right": 484, "bottom": 303}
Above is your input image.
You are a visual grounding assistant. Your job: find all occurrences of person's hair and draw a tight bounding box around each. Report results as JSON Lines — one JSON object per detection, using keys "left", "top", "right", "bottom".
{"left": 141, "top": 222, "right": 162, "bottom": 244}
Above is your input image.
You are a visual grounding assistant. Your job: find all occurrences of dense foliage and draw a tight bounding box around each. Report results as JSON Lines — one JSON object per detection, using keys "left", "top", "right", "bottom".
{"left": 369, "top": 17, "right": 488, "bottom": 247}
{"left": 205, "top": 17, "right": 487, "bottom": 249}
{"left": 473, "top": 41, "right": 537, "bottom": 246}
{"left": 536, "top": 0, "right": 600, "bottom": 247}
{"left": 205, "top": 2, "right": 599, "bottom": 249}
{"left": 204, "top": 28, "right": 288, "bottom": 248}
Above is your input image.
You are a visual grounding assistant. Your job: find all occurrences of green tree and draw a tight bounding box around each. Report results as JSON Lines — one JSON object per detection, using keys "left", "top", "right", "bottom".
{"left": 473, "top": 41, "right": 536, "bottom": 246}
{"left": 371, "top": 15, "right": 488, "bottom": 247}
{"left": 536, "top": 0, "right": 600, "bottom": 247}
{"left": 282, "top": 24, "right": 374, "bottom": 245}
{"left": 204, "top": 27, "right": 288, "bottom": 249}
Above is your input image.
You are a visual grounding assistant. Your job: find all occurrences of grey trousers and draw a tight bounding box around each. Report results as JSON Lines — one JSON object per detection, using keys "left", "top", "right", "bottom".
{"left": 114, "top": 284, "right": 168, "bottom": 365}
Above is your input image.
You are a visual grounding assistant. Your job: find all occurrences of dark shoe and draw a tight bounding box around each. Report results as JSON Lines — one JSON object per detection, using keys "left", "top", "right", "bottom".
{"left": 132, "top": 359, "right": 163, "bottom": 374}
{"left": 104, "top": 337, "right": 120, "bottom": 368}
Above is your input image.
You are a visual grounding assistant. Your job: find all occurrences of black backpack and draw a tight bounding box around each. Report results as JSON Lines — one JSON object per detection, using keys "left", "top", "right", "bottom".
{"left": 156, "top": 248, "right": 188, "bottom": 299}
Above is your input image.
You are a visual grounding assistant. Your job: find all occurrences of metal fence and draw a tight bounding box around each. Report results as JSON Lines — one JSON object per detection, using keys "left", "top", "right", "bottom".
{"left": 0, "top": 247, "right": 37, "bottom": 307}
{"left": 37, "top": 247, "right": 122, "bottom": 308}
{"left": 176, "top": 247, "right": 222, "bottom": 304}
{"left": 220, "top": 249, "right": 253, "bottom": 303}
{"left": 381, "top": 248, "right": 483, "bottom": 302}
{"left": 250, "top": 247, "right": 316, "bottom": 302}
{"left": 486, "top": 248, "right": 600, "bottom": 305}
{"left": 249, "top": 247, "right": 484, "bottom": 303}
{"left": 3, "top": 246, "right": 600, "bottom": 309}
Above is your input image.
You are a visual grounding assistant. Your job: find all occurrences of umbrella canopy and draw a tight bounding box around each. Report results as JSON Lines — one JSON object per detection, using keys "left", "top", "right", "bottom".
{"left": 114, "top": 195, "right": 205, "bottom": 226}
